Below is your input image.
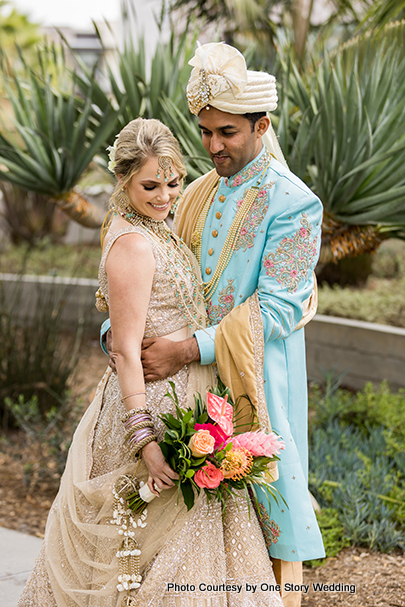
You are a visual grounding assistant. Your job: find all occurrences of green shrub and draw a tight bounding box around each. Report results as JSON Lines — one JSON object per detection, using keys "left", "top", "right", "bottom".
{"left": 308, "top": 380, "right": 405, "bottom": 553}
{"left": 304, "top": 507, "right": 351, "bottom": 567}
{"left": 317, "top": 278, "right": 405, "bottom": 328}
{"left": 4, "top": 393, "right": 83, "bottom": 489}
{"left": 310, "top": 378, "right": 405, "bottom": 439}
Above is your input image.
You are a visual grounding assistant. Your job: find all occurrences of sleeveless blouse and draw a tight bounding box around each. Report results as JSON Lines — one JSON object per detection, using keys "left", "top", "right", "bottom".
{"left": 98, "top": 225, "right": 193, "bottom": 338}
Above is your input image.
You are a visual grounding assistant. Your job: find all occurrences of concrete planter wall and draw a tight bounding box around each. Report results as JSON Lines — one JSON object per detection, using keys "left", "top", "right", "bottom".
{"left": 305, "top": 315, "right": 405, "bottom": 391}
{"left": 1, "top": 273, "right": 404, "bottom": 391}
{"left": 0, "top": 273, "right": 107, "bottom": 332}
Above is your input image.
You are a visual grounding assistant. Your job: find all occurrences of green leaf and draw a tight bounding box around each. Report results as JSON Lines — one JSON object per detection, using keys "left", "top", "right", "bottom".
{"left": 182, "top": 410, "right": 194, "bottom": 424}
{"left": 180, "top": 481, "right": 196, "bottom": 511}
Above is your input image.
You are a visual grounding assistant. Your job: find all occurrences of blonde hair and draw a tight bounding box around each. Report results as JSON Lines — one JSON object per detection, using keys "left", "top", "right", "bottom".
{"left": 101, "top": 118, "right": 187, "bottom": 246}
{"left": 111, "top": 117, "right": 186, "bottom": 199}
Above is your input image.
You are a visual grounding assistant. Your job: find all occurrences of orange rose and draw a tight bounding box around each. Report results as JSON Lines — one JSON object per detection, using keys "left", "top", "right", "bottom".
{"left": 189, "top": 430, "right": 215, "bottom": 457}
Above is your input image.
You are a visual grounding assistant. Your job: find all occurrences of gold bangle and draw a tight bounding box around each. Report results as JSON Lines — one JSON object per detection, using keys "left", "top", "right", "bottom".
{"left": 132, "top": 434, "right": 157, "bottom": 458}
{"left": 121, "top": 391, "right": 146, "bottom": 403}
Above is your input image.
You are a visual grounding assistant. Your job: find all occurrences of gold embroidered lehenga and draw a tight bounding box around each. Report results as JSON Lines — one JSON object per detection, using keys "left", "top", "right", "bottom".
{"left": 18, "top": 217, "right": 283, "bottom": 607}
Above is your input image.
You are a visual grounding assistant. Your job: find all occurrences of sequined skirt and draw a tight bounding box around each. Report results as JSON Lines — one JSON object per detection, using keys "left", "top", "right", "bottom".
{"left": 17, "top": 367, "right": 283, "bottom": 607}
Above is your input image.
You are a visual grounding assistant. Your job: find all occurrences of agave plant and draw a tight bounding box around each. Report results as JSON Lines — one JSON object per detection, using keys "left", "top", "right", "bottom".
{"left": 277, "top": 34, "right": 405, "bottom": 262}
{"left": 77, "top": 15, "right": 196, "bottom": 135}
{"left": 75, "top": 17, "right": 207, "bottom": 181}
{"left": 0, "top": 44, "right": 119, "bottom": 227}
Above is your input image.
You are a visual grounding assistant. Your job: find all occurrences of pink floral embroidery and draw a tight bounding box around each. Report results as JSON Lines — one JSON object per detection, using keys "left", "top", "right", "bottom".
{"left": 257, "top": 503, "right": 281, "bottom": 549}
{"left": 233, "top": 182, "right": 275, "bottom": 252}
{"left": 263, "top": 213, "right": 318, "bottom": 293}
{"left": 206, "top": 279, "right": 235, "bottom": 324}
{"left": 225, "top": 151, "right": 271, "bottom": 188}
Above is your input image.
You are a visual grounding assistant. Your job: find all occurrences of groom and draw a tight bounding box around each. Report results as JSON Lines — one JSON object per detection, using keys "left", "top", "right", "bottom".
{"left": 104, "top": 43, "right": 325, "bottom": 606}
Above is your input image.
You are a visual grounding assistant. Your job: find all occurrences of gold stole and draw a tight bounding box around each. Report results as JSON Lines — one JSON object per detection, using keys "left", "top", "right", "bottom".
{"left": 173, "top": 169, "right": 219, "bottom": 247}
{"left": 215, "top": 293, "right": 279, "bottom": 481}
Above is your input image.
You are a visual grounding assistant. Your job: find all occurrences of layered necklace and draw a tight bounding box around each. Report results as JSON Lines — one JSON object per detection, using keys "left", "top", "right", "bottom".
{"left": 114, "top": 199, "right": 207, "bottom": 330}
{"left": 191, "top": 159, "right": 271, "bottom": 303}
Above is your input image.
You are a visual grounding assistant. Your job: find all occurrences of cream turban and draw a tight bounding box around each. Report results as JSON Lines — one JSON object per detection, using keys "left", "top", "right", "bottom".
{"left": 186, "top": 42, "right": 288, "bottom": 168}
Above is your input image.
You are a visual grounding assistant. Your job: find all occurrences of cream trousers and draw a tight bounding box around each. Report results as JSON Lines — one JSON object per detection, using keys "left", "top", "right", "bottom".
{"left": 271, "top": 559, "right": 303, "bottom": 607}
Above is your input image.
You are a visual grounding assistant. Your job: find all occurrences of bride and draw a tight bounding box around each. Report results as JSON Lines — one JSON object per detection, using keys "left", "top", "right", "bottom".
{"left": 18, "top": 118, "right": 283, "bottom": 607}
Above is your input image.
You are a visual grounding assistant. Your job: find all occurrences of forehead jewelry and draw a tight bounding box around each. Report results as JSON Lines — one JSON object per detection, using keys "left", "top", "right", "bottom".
{"left": 156, "top": 156, "right": 174, "bottom": 182}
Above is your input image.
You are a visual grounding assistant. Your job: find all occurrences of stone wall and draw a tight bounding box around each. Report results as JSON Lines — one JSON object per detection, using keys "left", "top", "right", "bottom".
{"left": 0, "top": 273, "right": 107, "bottom": 333}
{"left": 305, "top": 315, "right": 405, "bottom": 391}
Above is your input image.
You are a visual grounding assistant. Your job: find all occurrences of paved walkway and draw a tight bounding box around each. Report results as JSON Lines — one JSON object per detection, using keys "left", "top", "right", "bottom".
{"left": 0, "top": 527, "right": 42, "bottom": 606}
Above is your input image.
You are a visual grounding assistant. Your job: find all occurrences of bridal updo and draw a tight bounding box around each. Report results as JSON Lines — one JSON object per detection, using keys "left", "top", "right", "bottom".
{"left": 110, "top": 118, "right": 187, "bottom": 197}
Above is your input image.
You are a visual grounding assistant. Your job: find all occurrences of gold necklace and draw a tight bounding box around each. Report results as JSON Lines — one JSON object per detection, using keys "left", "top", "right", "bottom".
{"left": 114, "top": 202, "right": 207, "bottom": 330}
{"left": 191, "top": 161, "right": 271, "bottom": 302}
{"left": 191, "top": 180, "right": 220, "bottom": 266}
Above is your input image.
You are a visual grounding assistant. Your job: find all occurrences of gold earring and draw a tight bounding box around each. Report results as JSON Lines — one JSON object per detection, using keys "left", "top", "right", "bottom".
{"left": 116, "top": 188, "right": 131, "bottom": 209}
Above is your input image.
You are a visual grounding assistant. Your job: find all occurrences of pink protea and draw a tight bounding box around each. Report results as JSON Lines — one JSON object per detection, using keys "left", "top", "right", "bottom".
{"left": 228, "top": 431, "right": 285, "bottom": 458}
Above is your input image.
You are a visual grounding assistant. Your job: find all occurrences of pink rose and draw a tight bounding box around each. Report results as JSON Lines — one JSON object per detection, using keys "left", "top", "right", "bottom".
{"left": 194, "top": 462, "right": 224, "bottom": 489}
{"left": 194, "top": 423, "right": 227, "bottom": 450}
{"left": 189, "top": 430, "right": 215, "bottom": 457}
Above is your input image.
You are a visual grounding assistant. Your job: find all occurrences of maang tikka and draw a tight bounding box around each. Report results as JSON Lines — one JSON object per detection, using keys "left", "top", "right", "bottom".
{"left": 156, "top": 156, "right": 174, "bottom": 182}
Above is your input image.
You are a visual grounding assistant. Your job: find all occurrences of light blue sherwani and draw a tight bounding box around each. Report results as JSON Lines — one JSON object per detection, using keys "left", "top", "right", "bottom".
{"left": 193, "top": 146, "right": 325, "bottom": 562}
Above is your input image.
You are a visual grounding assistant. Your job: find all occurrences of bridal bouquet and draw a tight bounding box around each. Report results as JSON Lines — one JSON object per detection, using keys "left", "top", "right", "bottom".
{"left": 127, "top": 382, "right": 285, "bottom": 514}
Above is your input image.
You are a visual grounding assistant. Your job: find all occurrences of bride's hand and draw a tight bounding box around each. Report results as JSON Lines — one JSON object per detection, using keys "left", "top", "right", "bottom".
{"left": 142, "top": 441, "right": 179, "bottom": 496}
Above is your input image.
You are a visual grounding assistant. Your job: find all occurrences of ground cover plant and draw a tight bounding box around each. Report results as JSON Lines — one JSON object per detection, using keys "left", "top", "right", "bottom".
{"left": 306, "top": 375, "right": 405, "bottom": 565}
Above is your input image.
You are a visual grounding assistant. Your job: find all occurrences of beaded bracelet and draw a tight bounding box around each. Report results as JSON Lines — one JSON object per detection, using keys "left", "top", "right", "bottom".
{"left": 121, "top": 407, "right": 151, "bottom": 424}
{"left": 122, "top": 407, "right": 157, "bottom": 457}
{"left": 127, "top": 428, "right": 154, "bottom": 449}
{"left": 123, "top": 414, "right": 153, "bottom": 426}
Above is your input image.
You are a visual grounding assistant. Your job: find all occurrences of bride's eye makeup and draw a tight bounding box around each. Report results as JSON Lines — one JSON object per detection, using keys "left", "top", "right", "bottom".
{"left": 142, "top": 178, "right": 179, "bottom": 191}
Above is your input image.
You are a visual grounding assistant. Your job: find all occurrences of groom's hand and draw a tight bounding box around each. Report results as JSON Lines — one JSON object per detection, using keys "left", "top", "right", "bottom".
{"left": 141, "top": 337, "right": 200, "bottom": 382}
